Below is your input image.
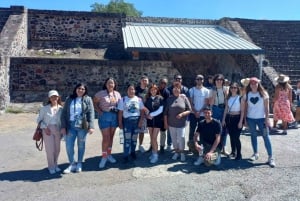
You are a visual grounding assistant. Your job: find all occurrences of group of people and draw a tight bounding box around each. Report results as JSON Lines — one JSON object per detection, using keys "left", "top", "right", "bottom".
{"left": 37, "top": 73, "right": 300, "bottom": 174}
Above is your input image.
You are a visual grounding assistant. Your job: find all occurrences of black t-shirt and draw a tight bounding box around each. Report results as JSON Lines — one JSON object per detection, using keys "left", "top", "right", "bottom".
{"left": 196, "top": 118, "right": 222, "bottom": 149}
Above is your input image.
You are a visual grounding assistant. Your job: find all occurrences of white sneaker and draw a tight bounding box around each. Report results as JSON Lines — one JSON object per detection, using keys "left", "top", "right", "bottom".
{"left": 194, "top": 156, "right": 204, "bottom": 166}
{"left": 150, "top": 154, "right": 158, "bottom": 164}
{"left": 49, "top": 168, "right": 56, "bottom": 175}
{"left": 63, "top": 163, "right": 76, "bottom": 174}
{"left": 250, "top": 153, "right": 259, "bottom": 161}
{"left": 268, "top": 157, "right": 276, "bottom": 168}
{"left": 55, "top": 166, "right": 61, "bottom": 172}
{"left": 76, "top": 162, "right": 82, "bottom": 172}
{"left": 139, "top": 145, "right": 145, "bottom": 153}
{"left": 180, "top": 153, "right": 186, "bottom": 162}
{"left": 107, "top": 155, "right": 117, "bottom": 163}
{"left": 214, "top": 155, "right": 221, "bottom": 166}
{"left": 99, "top": 157, "right": 107, "bottom": 169}
{"left": 172, "top": 153, "right": 179, "bottom": 160}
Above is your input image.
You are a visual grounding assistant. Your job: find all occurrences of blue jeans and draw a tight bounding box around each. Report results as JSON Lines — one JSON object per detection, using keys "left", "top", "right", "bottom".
{"left": 98, "top": 111, "right": 118, "bottom": 129}
{"left": 212, "top": 105, "right": 227, "bottom": 147}
{"left": 65, "top": 121, "right": 87, "bottom": 163}
{"left": 123, "top": 117, "right": 139, "bottom": 157}
{"left": 246, "top": 118, "right": 273, "bottom": 156}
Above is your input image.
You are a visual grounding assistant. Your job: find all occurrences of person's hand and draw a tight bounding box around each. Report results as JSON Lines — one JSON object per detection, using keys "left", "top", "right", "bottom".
{"left": 205, "top": 152, "right": 213, "bottom": 161}
{"left": 238, "top": 121, "right": 243, "bottom": 129}
{"left": 222, "top": 120, "right": 226, "bottom": 127}
{"left": 88, "top": 128, "right": 94, "bottom": 134}
{"left": 61, "top": 128, "right": 66, "bottom": 135}
{"left": 44, "top": 127, "right": 51, "bottom": 135}
{"left": 176, "top": 113, "right": 183, "bottom": 119}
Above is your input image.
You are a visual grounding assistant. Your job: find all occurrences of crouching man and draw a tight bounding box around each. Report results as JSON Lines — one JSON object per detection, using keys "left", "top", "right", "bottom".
{"left": 193, "top": 106, "right": 222, "bottom": 166}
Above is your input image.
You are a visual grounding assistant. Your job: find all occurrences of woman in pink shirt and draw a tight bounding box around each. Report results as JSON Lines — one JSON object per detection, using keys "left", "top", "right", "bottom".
{"left": 94, "top": 78, "right": 122, "bottom": 169}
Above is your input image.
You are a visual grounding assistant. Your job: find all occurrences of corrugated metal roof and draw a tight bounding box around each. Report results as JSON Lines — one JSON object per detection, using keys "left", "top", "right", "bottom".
{"left": 122, "top": 23, "right": 264, "bottom": 54}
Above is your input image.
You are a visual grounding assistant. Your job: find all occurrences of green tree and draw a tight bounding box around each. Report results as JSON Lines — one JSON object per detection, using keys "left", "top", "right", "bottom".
{"left": 91, "top": 0, "right": 143, "bottom": 17}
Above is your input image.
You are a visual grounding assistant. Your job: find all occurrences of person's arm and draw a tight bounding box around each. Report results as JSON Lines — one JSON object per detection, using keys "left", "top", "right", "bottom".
{"left": 222, "top": 99, "right": 229, "bottom": 126}
{"left": 118, "top": 110, "right": 123, "bottom": 129}
{"left": 238, "top": 97, "right": 245, "bottom": 129}
{"left": 264, "top": 95, "right": 270, "bottom": 127}
{"left": 93, "top": 95, "right": 102, "bottom": 114}
{"left": 149, "top": 106, "right": 163, "bottom": 117}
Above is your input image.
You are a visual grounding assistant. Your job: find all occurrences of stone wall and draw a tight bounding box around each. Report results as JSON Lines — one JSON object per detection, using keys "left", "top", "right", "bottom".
{"left": 0, "top": 6, "right": 27, "bottom": 112}
{"left": 28, "top": 9, "right": 124, "bottom": 49}
{"left": 9, "top": 58, "right": 175, "bottom": 102}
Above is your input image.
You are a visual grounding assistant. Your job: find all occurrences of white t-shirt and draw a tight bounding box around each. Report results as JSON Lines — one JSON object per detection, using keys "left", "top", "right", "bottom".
{"left": 227, "top": 96, "right": 241, "bottom": 113}
{"left": 188, "top": 86, "right": 210, "bottom": 116}
{"left": 117, "top": 96, "right": 144, "bottom": 118}
{"left": 245, "top": 91, "right": 268, "bottom": 119}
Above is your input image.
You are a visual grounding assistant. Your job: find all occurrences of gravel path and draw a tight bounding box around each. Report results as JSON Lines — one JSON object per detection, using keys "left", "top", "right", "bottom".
{"left": 0, "top": 113, "right": 299, "bottom": 201}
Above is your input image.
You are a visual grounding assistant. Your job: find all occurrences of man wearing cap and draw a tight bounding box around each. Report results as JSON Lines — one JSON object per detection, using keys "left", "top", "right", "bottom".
{"left": 193, "top": 106, "right": 222, "bottom": 166}
{"left": 188, "top": 74, "right": 210, "bottom": 153}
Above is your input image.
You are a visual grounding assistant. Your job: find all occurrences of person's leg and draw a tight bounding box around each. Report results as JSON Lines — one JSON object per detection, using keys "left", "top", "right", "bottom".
{"left": 123, "top": 118, "right": 132, "bottom": 157}
{"left": 167, "top": 128, "right": 172, "bottom": 149}
{"left": 130, "top": 118, "right": 139, "bottom": 159}
{"left": 77, "top": 128, "right": 87, "bottom": 163}
{"left": 43, "top": 130, "right": 56, "bottom": 172}
{"left": 178, "top": 127, "right": 186, "bottom": 161}
{"left": 50, "top": 125, "right": 61, "bottom": 168}
{"left": 188, "top": 114, "right": 197, "bottom": 141}
{"left": 159, "top": 129, "right": 166, "bottom": 152}
{"left": 257, "top": 119, "right": 272, "bottom": 157}
{"left": 246, "top": 118, "right": 258, "bottom": 155}
{"left": 65, "top": 123, "right": 77, "bottom": 164}
{"left": 64, "top": 123, "right": 77, "bottom": 173}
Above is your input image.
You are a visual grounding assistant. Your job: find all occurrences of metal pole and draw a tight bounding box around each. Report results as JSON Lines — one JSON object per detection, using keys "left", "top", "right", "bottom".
{"left": 259, "top": 54, "right": 264, "bottom": 80}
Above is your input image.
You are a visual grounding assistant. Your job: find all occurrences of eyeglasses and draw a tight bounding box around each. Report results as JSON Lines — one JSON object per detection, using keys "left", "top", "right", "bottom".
{"left": 77, "top": 87, "right": 85, "bottom": 91}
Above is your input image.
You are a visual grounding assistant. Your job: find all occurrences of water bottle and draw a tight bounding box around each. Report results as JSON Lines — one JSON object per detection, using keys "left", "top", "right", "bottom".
{"left": 119, "top": 129, "right": 124, "bottom": 144}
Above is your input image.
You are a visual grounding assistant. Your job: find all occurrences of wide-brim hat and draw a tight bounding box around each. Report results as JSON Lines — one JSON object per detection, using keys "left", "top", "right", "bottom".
{"left": 274, "top": 74, "right": 289, "bottom": 83}
{"left": 48, "top": 90, "right": 59, "bottom": 98}
{"left": 240, "top": 78, "right": 250, "bottom": 87}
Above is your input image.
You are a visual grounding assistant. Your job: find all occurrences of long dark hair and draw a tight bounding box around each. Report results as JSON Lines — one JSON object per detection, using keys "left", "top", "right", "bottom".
{"left": 227, "top": 82, "right": 241, "bottom": 99}
{"left": 70, "top": 83, "right": 88, "bottom": 99}
{"left": 102, "top": 77, "right": 117, "bottom": 90}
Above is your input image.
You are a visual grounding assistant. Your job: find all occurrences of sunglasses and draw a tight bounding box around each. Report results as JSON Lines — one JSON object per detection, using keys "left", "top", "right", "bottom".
{"left": 196, "top": 78, "right": 203, "bottom": 81}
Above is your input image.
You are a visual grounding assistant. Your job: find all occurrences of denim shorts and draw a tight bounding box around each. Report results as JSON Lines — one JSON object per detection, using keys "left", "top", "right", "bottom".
{"left": 98, "top": 111, "right": 118, "bottom": 129}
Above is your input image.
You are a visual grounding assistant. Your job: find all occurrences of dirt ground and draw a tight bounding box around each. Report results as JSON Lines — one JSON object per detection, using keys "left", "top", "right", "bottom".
{"left": 0, "top": 112, "right": 300, "bottom": 201}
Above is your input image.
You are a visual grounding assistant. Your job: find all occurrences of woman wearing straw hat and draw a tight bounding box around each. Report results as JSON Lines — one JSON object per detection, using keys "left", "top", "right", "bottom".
{"left": 273, "top": 74, "right": 295, "bottom": 134}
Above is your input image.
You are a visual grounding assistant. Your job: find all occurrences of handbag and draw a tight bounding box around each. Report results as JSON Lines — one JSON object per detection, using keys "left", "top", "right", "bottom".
{"left": 82, "top": 115, "right": 89, "bottom": 130}
{"left": 33, "top": 121, "right": 43, "bottom": 151}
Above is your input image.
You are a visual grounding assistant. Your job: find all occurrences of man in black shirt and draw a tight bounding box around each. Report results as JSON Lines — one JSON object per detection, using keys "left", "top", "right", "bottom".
{"left": 193, "top": 106, "right": 222, "bottom": 166}
{"left": 135, "top": 75, "right": 149, "bottom": 153}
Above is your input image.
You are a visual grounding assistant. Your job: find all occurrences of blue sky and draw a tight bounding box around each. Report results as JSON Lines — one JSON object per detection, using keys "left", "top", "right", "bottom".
{"left": 1, "top": 0, "right": 299, "bottom": 20}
